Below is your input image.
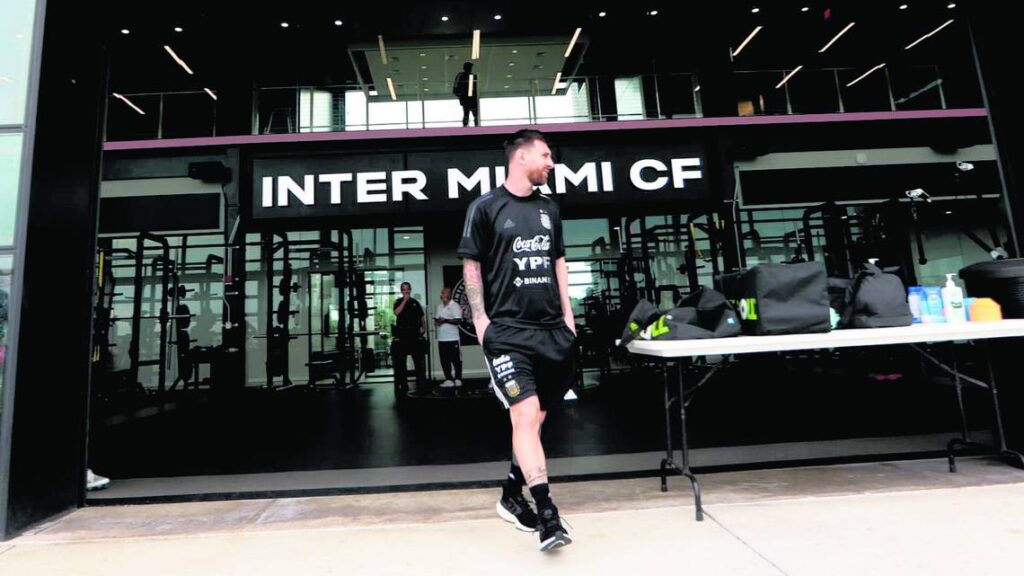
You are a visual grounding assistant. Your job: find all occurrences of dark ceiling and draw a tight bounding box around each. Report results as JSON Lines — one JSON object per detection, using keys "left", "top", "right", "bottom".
{"left": 97, "top": 1, "right": 978, "bottom": 96}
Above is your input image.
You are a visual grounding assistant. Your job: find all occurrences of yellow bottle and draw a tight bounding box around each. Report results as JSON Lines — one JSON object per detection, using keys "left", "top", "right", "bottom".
{"left": 969, "top": 298, "right": 1003, "bottom": 322}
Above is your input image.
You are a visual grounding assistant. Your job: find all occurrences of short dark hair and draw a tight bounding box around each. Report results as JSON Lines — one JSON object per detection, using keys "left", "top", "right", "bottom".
{"left": 400, "top": 281, "right": 411, "bottom": 290}
{"left": 504, "top": 129, "right": 548, "bottom": 165}
{"left": 463, "top": 61, "right": 473, "bottom": 71}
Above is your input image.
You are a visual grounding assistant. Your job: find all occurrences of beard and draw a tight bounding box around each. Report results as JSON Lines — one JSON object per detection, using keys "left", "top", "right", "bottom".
{"left": 528, "top": 168, "right": 549, "bottom": 186}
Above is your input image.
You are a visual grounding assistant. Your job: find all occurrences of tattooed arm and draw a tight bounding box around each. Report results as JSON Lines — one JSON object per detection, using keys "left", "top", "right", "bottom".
{"left": 463, "top": 258, "right": 490, "bottom": 345}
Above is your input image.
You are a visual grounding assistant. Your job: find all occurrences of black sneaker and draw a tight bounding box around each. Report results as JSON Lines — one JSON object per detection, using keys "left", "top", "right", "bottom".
{"left": 496, "top": 492, "right": 538, "bottom": 532}
{"left": 537, "top": 505, "right": 572, "bottom": 551}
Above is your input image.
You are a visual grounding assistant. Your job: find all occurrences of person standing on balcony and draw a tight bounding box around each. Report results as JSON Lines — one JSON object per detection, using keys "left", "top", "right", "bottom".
{"left": 453, "top": 62, "right": 480, "bottom": 127}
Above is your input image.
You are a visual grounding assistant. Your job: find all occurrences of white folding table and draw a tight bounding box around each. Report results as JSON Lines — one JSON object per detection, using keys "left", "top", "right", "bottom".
{"left": 627, "top": 320, "right": 1024, "bottom": 521}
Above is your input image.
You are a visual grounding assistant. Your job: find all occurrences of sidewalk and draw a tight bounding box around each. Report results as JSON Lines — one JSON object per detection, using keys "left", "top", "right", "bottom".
{"left": 2, "top": 457, "right": 1022, "bottom": 575}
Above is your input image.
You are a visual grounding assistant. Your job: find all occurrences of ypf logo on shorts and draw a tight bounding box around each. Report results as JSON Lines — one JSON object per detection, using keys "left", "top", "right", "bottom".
{"left": 492, "top": 354, "right": 515, "bottom": 379}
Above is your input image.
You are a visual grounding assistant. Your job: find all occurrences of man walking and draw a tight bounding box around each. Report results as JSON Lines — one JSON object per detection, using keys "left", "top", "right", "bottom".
{"left": 458, "top": 129, "right": 575, "bottom": 551}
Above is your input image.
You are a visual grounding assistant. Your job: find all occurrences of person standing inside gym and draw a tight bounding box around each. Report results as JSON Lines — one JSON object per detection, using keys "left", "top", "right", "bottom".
{"left": 435, "top": 287, "right": 463, "bottom": 389}
{"left": 392, "top": 281, "right": 428, "bottom": 394}
{"left": 458, "top": 129, "right": 575, "bottom": 551}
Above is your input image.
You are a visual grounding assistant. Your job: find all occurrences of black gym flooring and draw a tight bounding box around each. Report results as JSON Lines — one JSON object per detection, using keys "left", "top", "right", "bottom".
{"left": 87, "top": 342, "right": 1011, "bottom": 497}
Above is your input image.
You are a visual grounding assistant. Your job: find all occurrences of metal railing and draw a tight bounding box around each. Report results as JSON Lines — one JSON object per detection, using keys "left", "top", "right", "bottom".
{"left": 103, "top": 64, "right": 979, "bottom": 141}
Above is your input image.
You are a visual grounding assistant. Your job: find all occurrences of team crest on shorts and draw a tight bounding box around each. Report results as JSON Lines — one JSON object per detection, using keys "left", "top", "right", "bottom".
{"left": 539, "top": 210, "right": 551, "bottom": 230}
{"left": 504, "top": 380, "right": 521, "bottom": 397}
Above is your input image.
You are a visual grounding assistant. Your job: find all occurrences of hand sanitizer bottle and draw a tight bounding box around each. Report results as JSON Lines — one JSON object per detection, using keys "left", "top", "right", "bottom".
{"left": 941, "top": 273, "right": 967, "bottom": 323}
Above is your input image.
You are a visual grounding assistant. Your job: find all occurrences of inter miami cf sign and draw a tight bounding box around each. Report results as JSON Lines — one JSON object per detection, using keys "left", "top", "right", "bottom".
{"left": 251, "top": 144, "right": 709, "bottom": 220}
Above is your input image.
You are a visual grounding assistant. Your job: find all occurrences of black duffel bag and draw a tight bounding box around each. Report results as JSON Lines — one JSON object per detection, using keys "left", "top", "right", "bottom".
{"left": 716, "top": 261, "right": 831, "bottom": 335}
{"left": 839, "top": 262, "right": 912, "bottom": 328}
{"left": 619, "top": 287, "right": 741, "bottom": 345}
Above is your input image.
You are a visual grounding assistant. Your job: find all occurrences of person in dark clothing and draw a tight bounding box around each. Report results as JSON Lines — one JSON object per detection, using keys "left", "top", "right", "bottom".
{"left": 392, "top": 281, "right": 428, "bottom": 394}
{"left": 453, "top": 61, "right": 480, "bottom": 127}
{"left": 458, "top": 129, "right": 575, "bottom": 551}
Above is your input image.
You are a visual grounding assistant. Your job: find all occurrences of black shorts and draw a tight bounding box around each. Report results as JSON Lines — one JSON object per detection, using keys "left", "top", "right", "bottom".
{"left": 482, "top": 323, "right": 576, "bottom": 411}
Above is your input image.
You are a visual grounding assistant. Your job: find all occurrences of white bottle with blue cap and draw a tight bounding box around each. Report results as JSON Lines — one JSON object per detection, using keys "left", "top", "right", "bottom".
{"left": 941, "top": 273, "right": 967, "bottom": 323}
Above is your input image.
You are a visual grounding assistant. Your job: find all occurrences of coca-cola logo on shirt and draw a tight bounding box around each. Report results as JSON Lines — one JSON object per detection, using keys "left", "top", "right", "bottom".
{"left": 512, "top": 235, "right": 551, "bottom": 253}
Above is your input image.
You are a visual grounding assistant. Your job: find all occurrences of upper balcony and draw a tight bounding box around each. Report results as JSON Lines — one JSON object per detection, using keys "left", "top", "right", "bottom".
{"left": 105, "top": 63, "right": 983, "bottom": 146}
{"left": 100, "top": 2, "right": 985, "bottom": 148}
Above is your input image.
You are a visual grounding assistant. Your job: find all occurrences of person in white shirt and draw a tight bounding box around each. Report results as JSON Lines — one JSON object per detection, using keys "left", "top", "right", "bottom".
{"left": 434, "top": 287, "right": 464, "bottom": 388}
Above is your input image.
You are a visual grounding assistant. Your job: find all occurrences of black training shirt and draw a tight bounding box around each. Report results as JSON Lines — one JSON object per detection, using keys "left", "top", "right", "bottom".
{"left": 393, "top": 297, "right": 424, "bottom": 339}
{"left": 457, "top": 186, "right": 566, "bottom": 329}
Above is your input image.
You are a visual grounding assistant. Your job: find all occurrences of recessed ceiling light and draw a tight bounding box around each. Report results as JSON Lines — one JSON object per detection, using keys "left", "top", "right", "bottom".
{"left": 334, "top": 20, "right": 343, "bottom": 26}
{"left": 899, "top": 4, "right": 908, "bottom": 10}
{"left": 174, "top": 26, "right": 183, "bottom": 32}
{"left": 420, "top": 53, "right": 426, "bottom": 56}
{"left": 112, "top": 92, "right": 145, "bottom": 115}
{"left": 846, "top": 63, "right": 886, "bottom": 87}
{"left": 751, "top": 7, "right": 760, "bottom": 13}
{"left": 441, "top": 16, "right": 449, "bottom": 22}
{"left": 599, "top": 11, "right": 607, "bottom": 17}
{"left": 280, "top": 22, "right": 289, "bottom": 28}
{"left": 775, "top": 65, "right": 804, "bottom": 89}
{"left": 422, "top": 77, "right": 428, "bottom": 81}
{"left": 423, "top": 87, "right": 429, "bottom": 91}
{"left": 565, "top": 27, "right": 583, "bottom": 58}
{"left": 731, "top": 26, "right": 763, "bottom": 57}
{"left": 164, "top": 45, "right": 194, "bottom": 75}
{"left": 421, "top": 65, "right": 428, "bottom": 69}
{"left": 819, "top": 22, "right": 856, "bottom": 53}
{"left": 494, "top": 14, "right": 502, "bottom": 20}
{"left": 801, "top": 6, "right": 809, "bottom": 12}
{"left": 509, "top": 62, "right": 515, "bottom": 67}
{"left": 507, "top": 74, "right": 513, "bottom": 78}
{"left": 120, "top": 29, "right": 130, "bottom": 35}
{"left": 905, "top": 19, "right": 955, "bottom": 50}
{"left": 947, "top": 2, "right": 956, "bottom": 7}
{"left": 512, "top": 49, "right": 519, "bottom": 54}
{"left": 504, "top": 85, "right": 510, "bottom": 88}
{"left": 648, "top": 10, "right": 659, "bottom": 16}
